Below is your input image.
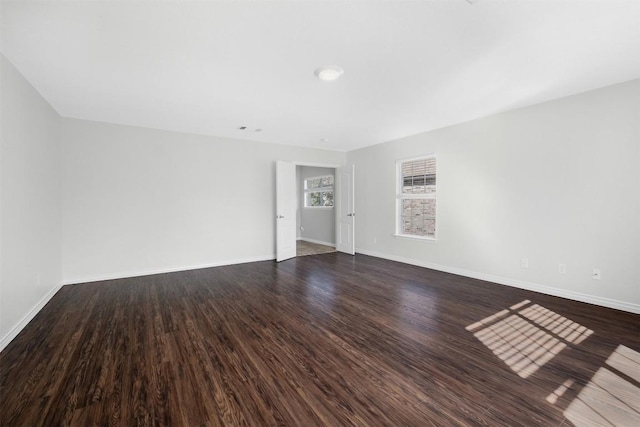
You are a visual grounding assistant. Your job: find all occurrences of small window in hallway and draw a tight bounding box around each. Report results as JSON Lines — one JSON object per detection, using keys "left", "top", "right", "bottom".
{"left": 304, "top": 175, "right": 334, "bottom": 207}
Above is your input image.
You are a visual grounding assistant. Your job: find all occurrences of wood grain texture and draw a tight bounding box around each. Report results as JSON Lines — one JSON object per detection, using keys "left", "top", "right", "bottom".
{"left": 1, "top": 253, "right": 639, "bottom": 426}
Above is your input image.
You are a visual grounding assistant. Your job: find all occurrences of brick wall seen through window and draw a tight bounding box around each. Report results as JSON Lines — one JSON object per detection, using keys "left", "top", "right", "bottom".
{"left": 397, "top": 156, "right": 436, "bottom": 238}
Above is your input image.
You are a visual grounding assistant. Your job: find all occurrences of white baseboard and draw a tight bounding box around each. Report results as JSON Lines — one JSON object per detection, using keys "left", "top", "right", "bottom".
{"left": 3, "top": 255, "right": 276, "bottom": 351}
{"left": 0, "top": 283, "right": 63, "bottom": 352}
{"left": 355, "top": 248, "right": 640, "bottom": 314}
{"left": 8, "top": 249, "right": 634, "bottom": 354}
{"left": 62, "top": 254, "right": 275, "bottom": 285}
{"left": 299, "top": 237, "right": 336, "bottom": 247}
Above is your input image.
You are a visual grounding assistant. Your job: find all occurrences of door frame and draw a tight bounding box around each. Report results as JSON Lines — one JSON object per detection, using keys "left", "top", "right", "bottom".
{"left": 284, "top": 161, "right": 343, "bottom": 259}
{"left": 276, "top": 161, "right": 297, "bottom": 262}
{"left": 292, "top": 162, "right": 342, "bottom": 168}
{"left": 335, "top": 164, "right": 355, "bottom": 255}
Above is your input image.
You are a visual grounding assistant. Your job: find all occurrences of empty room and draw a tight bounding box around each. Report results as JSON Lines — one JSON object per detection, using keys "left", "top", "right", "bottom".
{"left": 1, "top": 0, "right": 639, "bottom": 426}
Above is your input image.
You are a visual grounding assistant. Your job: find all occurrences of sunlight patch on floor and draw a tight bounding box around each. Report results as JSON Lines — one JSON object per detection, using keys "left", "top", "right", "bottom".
{"left": 547, "top": 379, "right": 574, "bottom": 404}
{"left": 564, "top": 345, "right": 640, "bottom": 426}
{"left": 467, "top": 300, "right": 593, "bottom": 378}
{"left": 519, "top": 303, "right": 592, "bottom": 345}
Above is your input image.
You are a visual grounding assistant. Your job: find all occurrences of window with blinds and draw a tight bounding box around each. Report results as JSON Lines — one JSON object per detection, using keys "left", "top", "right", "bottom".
{"left": 304, "top": 175, "right": 334, "bottom": 207}
{"left": 396, "top": 155, "right": 436, "bottom": 238}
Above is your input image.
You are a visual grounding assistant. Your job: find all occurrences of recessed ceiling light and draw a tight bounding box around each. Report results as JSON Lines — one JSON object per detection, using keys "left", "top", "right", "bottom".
{"left": 314, "top": 65, "right": 344, "bottom": 82}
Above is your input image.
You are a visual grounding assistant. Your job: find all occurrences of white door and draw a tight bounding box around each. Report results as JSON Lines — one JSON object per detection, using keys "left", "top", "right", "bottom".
{"left": 336, "top": 164, "right": 355, "bottom": 255}
{"left": 276, "top": 160, "right": 296, "bottom": 262}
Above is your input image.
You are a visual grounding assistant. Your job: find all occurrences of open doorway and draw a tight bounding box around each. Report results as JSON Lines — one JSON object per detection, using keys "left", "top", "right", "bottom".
{"left": 295, "top": 165, "right": 337, "bottom": 257}
{"left": 276, "top": 161, "right": 353, "bottom": 262}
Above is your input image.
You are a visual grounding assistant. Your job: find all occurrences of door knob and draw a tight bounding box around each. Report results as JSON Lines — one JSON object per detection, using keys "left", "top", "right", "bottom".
{"left": 277, "top": 215, "right": 285, "bottom": 219}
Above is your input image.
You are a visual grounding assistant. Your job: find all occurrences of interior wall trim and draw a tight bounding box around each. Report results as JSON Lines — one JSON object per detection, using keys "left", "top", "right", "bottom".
{"left": 61, "top": 254, "right": 275, "bottom": 286}
{"left": 3, "top": 255, "right": 277, "bottom": 351}
{"left": 355, "top": 248, "right": 640, "bottom": 315}
{"left": 0, "top": 283, "right": 63, "bottom": 352}
{"left": 8, "top": 248, "right": 634, "bottom": 353}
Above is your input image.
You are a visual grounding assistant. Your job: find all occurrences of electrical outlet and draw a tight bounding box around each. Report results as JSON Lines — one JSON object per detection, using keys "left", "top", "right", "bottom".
{"left": 521, "top": 258, "right": 529, "bottom": 269}
{"left": 559, "top": 264, "right": 567, "bottom": 274}
{"left": 593, "top": 268, "right": 602, "bottom": 280}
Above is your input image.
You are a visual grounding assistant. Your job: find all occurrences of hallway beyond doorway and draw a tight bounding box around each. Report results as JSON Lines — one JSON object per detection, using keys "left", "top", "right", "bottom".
{"left": 296, "top": 240, "right": 336, "bottom": 257}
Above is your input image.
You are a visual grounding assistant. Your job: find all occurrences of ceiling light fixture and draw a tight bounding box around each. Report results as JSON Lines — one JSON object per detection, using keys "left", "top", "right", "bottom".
{"left": 314, "top": 65, "right": 344, "bottom": 82}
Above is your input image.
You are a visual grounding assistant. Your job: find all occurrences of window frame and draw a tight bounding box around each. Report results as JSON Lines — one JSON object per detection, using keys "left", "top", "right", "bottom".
{"left": 395, "top": 154, "right": 437, "bottom": 241}
{"left": 303, "top": 174, "right": 334, "bottom": 209}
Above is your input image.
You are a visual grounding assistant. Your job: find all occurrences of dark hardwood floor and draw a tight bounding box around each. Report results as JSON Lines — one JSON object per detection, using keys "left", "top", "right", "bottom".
{"left": 1, "top": 253, "right": 639, "bottom": 426}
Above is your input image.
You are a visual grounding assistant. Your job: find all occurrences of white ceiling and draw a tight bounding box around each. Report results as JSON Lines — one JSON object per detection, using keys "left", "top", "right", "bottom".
{"left": 2, "top": 0, "right": 639, "bottom": 151}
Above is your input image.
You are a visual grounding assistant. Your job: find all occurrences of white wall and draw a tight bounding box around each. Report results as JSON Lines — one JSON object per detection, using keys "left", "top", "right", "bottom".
{"left": 2, "top": 55, "right": 637, "bottom": 356}
{"left": 61, "top": 119, "right": 345, "bottom": 283}
{"left": 0, "top": 55, "right": 62, "bottom": 347}
{"left": 349, "top": 79, "right": 640, "bottom": 312}
{"left": 297, "top": 166, "right": 336, "bottom": 246}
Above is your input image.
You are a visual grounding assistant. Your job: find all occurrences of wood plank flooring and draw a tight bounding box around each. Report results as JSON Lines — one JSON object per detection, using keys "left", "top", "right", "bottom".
{"left": 1, "top": 253, "right": 639, "bottom": 426}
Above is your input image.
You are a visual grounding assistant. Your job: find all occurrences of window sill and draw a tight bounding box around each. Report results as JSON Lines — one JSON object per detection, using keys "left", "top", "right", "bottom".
{"left": 303, "top": 206, "right": 334, "bottom": 210}
{"left": 393, "top": 233, "right": 436, "bottom": 242}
